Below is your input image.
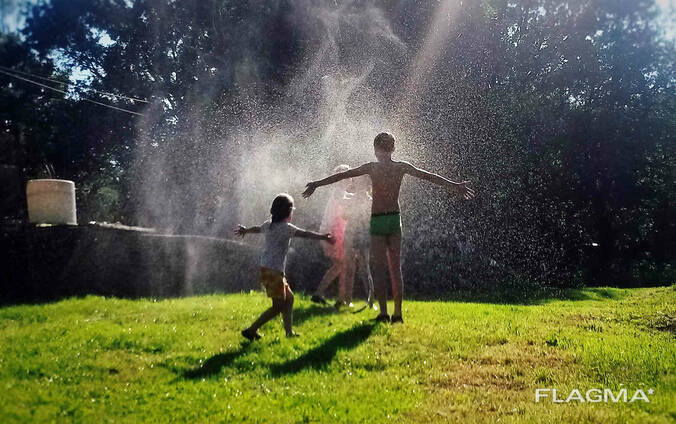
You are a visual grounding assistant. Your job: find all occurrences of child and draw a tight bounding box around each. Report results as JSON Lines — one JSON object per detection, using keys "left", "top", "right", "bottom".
{"left": 236, "top": 193, "right": 334, "bottom": 340}
{"left": 311, "top": 164, "right": 352, "bottom": 307}
{"left": 303, "top": 133, "right": 475, "bottom": 323}
{"left": 342, "top": 176, "right": 375, "bottom": 309}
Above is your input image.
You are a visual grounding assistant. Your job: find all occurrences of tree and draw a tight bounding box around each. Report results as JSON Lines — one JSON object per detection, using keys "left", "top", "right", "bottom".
{"left": 6, "top": 0, "right": 674, "bottom": 288}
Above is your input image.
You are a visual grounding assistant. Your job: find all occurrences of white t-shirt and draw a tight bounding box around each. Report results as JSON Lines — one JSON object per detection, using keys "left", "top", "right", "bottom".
{"left": 259, "top": 220, "right": 299, "bottom": 272}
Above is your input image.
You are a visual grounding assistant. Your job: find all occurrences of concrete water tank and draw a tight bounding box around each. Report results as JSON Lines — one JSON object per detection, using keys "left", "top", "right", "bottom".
{"left": 26, "top": 179, "right": 77, "bottom": 225}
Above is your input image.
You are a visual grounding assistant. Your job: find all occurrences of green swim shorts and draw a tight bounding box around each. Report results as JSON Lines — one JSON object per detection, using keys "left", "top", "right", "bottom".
{"left": 369, "top": 212, "right": 402, "bottom": 236}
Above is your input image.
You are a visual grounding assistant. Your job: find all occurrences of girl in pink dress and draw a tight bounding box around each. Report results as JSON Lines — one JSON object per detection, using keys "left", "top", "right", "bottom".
{"left": 311, "top": 164, "right": 353, "bottom": 306}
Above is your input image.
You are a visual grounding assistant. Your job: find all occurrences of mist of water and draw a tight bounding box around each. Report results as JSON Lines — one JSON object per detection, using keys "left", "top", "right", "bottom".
{"left": 131, "top": 1, "right": 449, "bottom": 234}
{"left": 129, "top": 0, "right": 552, "bottom": 291}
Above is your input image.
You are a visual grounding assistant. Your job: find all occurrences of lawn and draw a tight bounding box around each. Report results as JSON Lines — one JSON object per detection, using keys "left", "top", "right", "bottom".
{"left": 0, "top": 286, "right": 674, "bottom": 423}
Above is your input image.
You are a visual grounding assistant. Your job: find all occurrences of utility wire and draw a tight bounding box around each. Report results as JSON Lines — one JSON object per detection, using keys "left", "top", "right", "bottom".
{"left": 0, "top": 68, "right": 144, "bottom": 116}
{"left": 0, "top": 65, "right": 149, "bottom": 103}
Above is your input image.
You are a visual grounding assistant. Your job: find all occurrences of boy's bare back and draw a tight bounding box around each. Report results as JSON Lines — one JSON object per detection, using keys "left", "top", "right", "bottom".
{"left": 356, "top": 160, "right": 409, "bottom": 215}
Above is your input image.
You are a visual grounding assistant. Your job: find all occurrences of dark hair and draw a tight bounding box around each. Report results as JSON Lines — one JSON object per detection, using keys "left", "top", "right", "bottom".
{"left": 374, "top": 132, "right": 395, "bottom": 152}
{"left": 270, "top": 193, "right": 294, "bottom": 224}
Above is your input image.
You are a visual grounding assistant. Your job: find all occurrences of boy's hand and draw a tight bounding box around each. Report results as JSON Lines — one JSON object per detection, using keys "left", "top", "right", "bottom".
{"left": 234, "top": 225, "right": 247, "bottom": 237}
{"left": 453, "top": 181, "right": 476, "bottom": 200}
{"left": 302, "top": 182, "right": 317, "bottom": 198}
{"left": 324, "top": 233, "right": 335, "bottom": 244}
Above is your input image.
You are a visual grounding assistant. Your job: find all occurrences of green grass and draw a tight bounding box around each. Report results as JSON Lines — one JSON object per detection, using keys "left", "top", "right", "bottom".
{"left": 0, "top": 286, "right": 674, "bottom": 423}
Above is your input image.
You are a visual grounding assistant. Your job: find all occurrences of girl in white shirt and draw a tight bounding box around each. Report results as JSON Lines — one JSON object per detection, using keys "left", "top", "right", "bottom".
{"left": 236, "top": 193, "right": 333, "bottom": 340}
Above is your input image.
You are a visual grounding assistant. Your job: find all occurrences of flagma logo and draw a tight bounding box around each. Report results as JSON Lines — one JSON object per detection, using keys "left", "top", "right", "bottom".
{"left": 535, "top": 388, "right": 655, "bottom": 403}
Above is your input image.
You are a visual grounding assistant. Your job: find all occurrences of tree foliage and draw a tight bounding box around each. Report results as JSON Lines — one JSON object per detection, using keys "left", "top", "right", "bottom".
{"left": 1, "top": 0, "right": 673, "bottom": 287}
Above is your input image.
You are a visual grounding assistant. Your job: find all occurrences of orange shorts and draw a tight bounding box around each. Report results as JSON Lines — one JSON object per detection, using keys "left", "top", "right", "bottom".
{"left": 260, "top": 267, "right": 291, "bottom": 300}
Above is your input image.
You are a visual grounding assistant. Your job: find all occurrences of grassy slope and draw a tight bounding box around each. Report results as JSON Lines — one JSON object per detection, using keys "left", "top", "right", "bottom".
{"left": 0, "top": 286, "right": 674, "bottom": 423}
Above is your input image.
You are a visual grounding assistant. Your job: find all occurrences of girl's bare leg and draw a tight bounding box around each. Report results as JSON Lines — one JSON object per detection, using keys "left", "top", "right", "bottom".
{"left": 281, "top": 287, "right": 295, "bottom": 335}
{"left": 340, "top": 246, "right": 356, "bottom": 303}
{"left": 370, "top": 235, "right": 389, "bottom": 315}
{"left": 386, "top": 234, "right": 403, "bottom": 318}
{"left": 247, "top": 299, "right": 283, "bottom": 332}
{"left": 356, "top": 249, "right": 374, "bottom": 305}
{"left": 361, "top": 249, "right": 374, "bottom": 304}
{"left": 314, "top": 258, "right": 343, "bottom": 297}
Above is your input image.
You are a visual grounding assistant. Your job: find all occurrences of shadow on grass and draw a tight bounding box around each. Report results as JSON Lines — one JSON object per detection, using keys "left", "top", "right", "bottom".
{"left": 293, "top": 303, "right": 338, "bottom": 325}
{"left": 183, "top": 343, "right": 252, "bottom": 379}
{"left": 424, "top": 286, "right": 630, "bottom": 306}
{"left": 270, "top": 322, "right": 375, "bottom": 376}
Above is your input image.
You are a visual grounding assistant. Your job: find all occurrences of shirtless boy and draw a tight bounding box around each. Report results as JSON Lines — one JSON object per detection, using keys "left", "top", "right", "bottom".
{"left": 302, "top": 132, "right": 475, "bottom": 323}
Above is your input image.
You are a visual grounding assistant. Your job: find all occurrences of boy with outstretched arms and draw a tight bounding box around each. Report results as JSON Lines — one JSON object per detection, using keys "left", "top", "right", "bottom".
{"left": 303, "top": 133, "right": 475, "bottom": 323}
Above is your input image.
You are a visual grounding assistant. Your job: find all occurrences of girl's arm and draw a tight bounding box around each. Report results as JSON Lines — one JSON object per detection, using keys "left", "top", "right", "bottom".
{"left": 294, "top": 229, "right": 335, "bottom": 244}
{"left": 303, "top": 163, "right": 371, "bottom": 198}
{"left": 403, "top": 162, "right": 476, "bottom": 200}
{"left": 234, "top": 225, "right": 262, "bottom": 238}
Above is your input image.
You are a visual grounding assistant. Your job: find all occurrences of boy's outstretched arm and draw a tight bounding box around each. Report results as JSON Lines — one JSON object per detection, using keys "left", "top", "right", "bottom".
{"left": 403, "top": 162, "right": 476, "bottom": 199}
{"left": 302, "top": 163, "right": 371, "bottom": 198}
{"left": 294, "top": 229, "right": 335, "bottom": 244}
{"left": 234, "top": 225, "right": 262, "bottom": 238}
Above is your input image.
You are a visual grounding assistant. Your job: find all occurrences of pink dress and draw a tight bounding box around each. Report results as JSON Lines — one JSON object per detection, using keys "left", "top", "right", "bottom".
{"left": 320, "top": 188, "right": 348, "bottom": 260}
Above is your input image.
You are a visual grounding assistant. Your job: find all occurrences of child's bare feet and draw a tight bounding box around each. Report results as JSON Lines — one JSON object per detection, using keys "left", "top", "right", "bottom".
{"left": 241, "top": 328, "right": 262, "bottom": 341}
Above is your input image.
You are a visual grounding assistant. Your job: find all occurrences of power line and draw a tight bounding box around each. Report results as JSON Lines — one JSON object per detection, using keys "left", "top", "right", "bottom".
{"left": 0, "top": 65, "right": 150, "bottom": 104}
{"left": 0, "top": 68, "right": 144, "bottom": 116}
